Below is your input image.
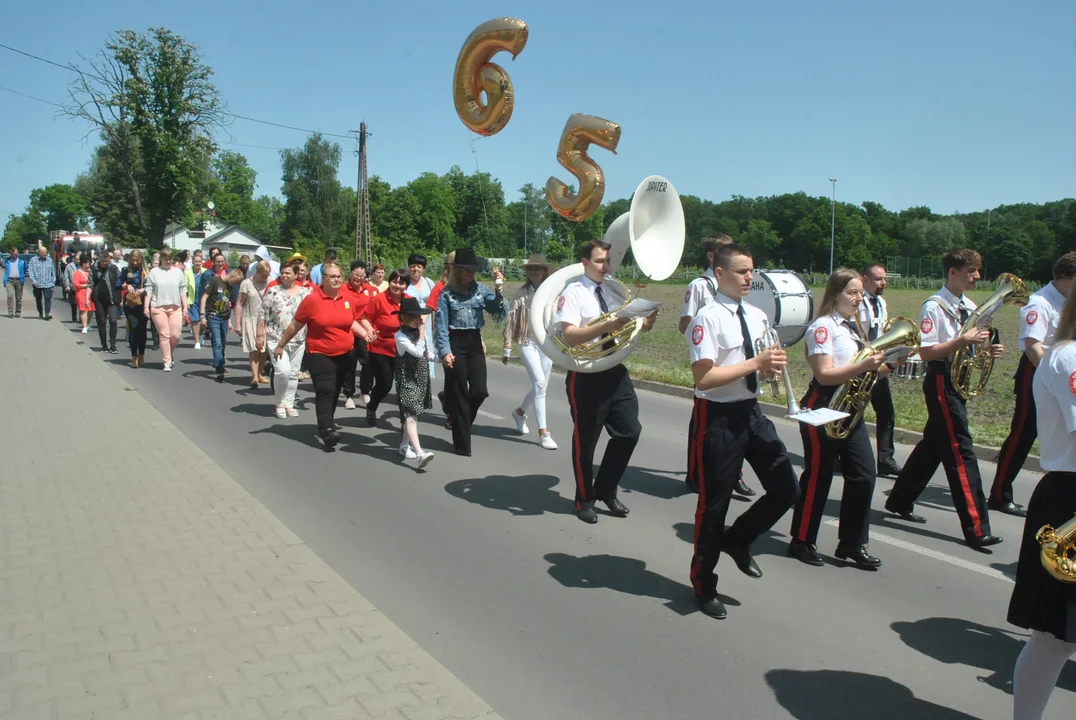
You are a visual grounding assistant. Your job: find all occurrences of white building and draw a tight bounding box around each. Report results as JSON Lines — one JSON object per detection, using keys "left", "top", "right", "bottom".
{"left": 164, "top": 221, "right": 290, "bottom": 258}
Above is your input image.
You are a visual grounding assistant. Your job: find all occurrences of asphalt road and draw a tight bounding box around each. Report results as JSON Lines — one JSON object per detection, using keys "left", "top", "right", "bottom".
{"left": 76, "top": 321, "right": 1076, "bottom": 720}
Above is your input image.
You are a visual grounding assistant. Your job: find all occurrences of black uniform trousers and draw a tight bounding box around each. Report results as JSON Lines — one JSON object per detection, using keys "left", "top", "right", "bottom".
{"left": 887, "top": 364, "right": 992, "bottom": 541}
{"left": 365, "top": 353, "right": 396, "bottom": 412}
{"left": 690, "top": 398, "right": 798, "bottom": 600}
{"left": 790, "top": 383, "right": 876, "bottom": 548}
{"left": 306, "top": 351, "right": 350, "bottom": 435}
{"left": 870, "top": 376, "right": 897, "bottom": 470}
{"left": 565, "top": 364, "right": 641, "bottom": 510}
{"left": 342, "top": 337, "right": 370, "bottom": 399}
{"left": 687, "top": 397, "right": 744, "bottom": 493}
{"left": 990, "top": 355, "right": 1037, "bottom": 505}
{"left": 444, "top": 329, "right": 488, "bottom": 455}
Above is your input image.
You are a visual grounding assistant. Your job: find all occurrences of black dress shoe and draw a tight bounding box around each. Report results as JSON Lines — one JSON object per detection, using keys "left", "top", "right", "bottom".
{"left": 988, "top": 501, "right": 1027, "bottom": 518}
{"left": 877, "top": 464, "right": 903, "bottom": 479}
{"left": 577, "top": 505, "right": 598, "bottom": 524}
{"left": 316, "top": 429, "right": 340, "bottom": 451}
{"left": 884, "top": 502, "right": 927, "bottom": 524}
{"left": 835, "top": 544, "right": 882, "bottom": 568}
{"left": 966, "top": 534, "right": 1003, "bottom": 549}
{"left": 601, "top": 497, "right": 629, "bottom": 517}
{"left": 697, "top": 597, "right": 727, "bottom": 620}
{"left": 733, "top": 476, "right": 756, "bottom": 497}
{"left": 724, "top": 546, "right": 762, "bottom": 578}
{"left": 788, "top": 540, "right": 825, "bottom": 567}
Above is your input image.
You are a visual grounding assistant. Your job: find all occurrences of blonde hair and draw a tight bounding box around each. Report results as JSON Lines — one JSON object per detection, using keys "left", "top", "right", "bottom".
{"left": 818, "top": 267, "right": 862, "bottom": 317}
{"left": 255, "top": 260, "right": 271, "bottom": 276}
{"left": 128, "top": 249, "right": 144, "bottom": 269}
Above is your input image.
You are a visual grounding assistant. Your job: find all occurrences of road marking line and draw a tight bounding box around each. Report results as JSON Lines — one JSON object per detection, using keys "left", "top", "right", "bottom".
{"left": 822, "top": 520, "right": 1014, "bottom": 584}
{"left": 477, "top": 410, "right": 505, "bottom": 421}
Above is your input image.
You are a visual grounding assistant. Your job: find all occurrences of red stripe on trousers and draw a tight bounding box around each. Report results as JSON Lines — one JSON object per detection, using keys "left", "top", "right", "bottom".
{"left": 568, "top": 372, "right": 586, "bottom": 510}
{"left": 936, "top": 374, "right": 983, "bottom": 536}
{"left": 795, "top": 389, "right": 823, "bottom": 542}
{"left": 992, "top": 363, "right": 1034, "bottom": 499}
{"left": 687, "top": 398, "right": 700, "bottom": 483}
{"left": 690, "top": 400, "right": 709, "bottom": 595}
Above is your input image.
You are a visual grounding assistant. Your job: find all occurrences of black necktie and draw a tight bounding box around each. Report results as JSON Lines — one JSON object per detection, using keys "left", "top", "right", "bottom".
{"left": 737, "top": 304, "right": 758, "bottom": 393}
{"left": 595, "top": 286, "right": 614, "bottom": 351}
{"left": 869, "top": 297, "right": 880, "bottom": 341}
{"left": 845, "top": 319, "right": 862, "bottom": 340}
{"left": 958, "top": 304, "right": 974, "bottom": 357}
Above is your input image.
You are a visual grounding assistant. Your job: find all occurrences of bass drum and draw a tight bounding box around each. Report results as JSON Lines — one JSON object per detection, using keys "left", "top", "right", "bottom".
{"left": 745, "top": 269, "right": 814, "bottom": 347}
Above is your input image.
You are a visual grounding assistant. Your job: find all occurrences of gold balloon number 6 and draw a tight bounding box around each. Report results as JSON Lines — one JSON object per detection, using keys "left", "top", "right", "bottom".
{"left": 545, "top": 114, "right": 622, "bottom": 222}
{"left": 452, "top": 18, "right": 529, "bottom": 137}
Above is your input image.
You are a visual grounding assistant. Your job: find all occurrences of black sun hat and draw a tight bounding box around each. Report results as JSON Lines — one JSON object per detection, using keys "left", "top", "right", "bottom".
{"left": 392, "top": 296, "right": 433, "bottom": 316}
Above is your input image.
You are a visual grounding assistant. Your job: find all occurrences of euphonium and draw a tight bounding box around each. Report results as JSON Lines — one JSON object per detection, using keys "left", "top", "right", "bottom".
{"left": 826, "top": 316, "right": 921, "bottom": 440}
{"left": 951, "top": 272, "right": 1029, "bottom": 400}
{"left": 1037, "top": 514, "right": 1076, "bottom": 583}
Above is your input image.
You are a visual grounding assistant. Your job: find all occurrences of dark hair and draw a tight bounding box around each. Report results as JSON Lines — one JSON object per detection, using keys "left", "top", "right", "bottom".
{"left": 407, "top": 253, "right": 427, "bottom": 268}
{"left": 323, "top": 249, "right": 338, "bottom": 262}
{"left": 350, "top": 259, "right": 367, "bottom": 273}
{"left": 579, "top": 239, "right": 611, "bottom": 261}
{"left": 193, "top": 249, "right": 203, "bottom": 259}
{"left": 862, "top": 262, "right": 885, "bottom": 278}
{"left": 79, "top": 252, "right": 91, "bottom": 265}
{"left": 178, "top": 249, "right": 190, "bottom": 263}
{"left": 210, "top": 246, "right": 221, "bottom": 257}
{"left": 713, "top": 243, "right": 752, "bottom": 270}
{"left": 702, "top": 233, "right": 733, "bottom": 260}
{"left": 1053, "top": 251, "right": 1076, "bottom": 281}
{"left": 239, "top": 254, "right": 251, "bottom": 263}
{"left": 388, "top": 268, "right": 409, "bottom": 285}
{"left": 942, "top": 248, "right": 982, "bottom": 276}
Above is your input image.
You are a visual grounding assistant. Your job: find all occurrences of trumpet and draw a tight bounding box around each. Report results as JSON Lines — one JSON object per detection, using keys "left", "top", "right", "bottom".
{"left": 755, "top": 328, "right": 801, "bottom": 417}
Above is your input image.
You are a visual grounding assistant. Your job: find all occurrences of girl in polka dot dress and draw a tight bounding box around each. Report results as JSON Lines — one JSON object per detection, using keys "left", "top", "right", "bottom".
{"left": 394, "top": 297, "right": 435, "bottom": 470}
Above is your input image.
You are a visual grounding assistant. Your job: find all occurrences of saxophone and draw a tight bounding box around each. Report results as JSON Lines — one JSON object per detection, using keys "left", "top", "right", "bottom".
{"left": 1037, "top": 515, "right": 1076, "bottom": 583}
{"left": 951, "top": 273, "right": 1029, "bottom": 400}
{"left": 826, "top": 317, "right": 920, "bottom": 440}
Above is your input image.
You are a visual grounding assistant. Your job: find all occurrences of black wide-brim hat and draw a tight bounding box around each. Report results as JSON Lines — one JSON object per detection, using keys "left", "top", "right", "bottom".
{"left": 452, "top": 247, "right": 479, "bottom": 271}
{"left": 392, "top": 296, "right": 433, "bottom": 316}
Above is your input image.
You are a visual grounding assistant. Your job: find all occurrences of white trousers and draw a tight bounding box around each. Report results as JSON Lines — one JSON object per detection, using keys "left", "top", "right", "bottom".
{"left": 518, "top": 341, "right": 553, "bottom": 430}
{"left": 272, "top": 343, "right": 305, "bottom": 409}
{"left": 1013, "top": 629, "right": 1076, "bottom": 720}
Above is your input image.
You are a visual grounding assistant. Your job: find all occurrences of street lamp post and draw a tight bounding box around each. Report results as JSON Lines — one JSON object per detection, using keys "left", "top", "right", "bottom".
{"left": 828, "top": 178, "right": 837, "bottom": 274}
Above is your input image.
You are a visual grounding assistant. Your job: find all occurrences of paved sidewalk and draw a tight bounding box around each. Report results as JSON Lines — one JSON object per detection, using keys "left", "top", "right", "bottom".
{"left": 0, "top": 317, "right": 503, "bottom": 719}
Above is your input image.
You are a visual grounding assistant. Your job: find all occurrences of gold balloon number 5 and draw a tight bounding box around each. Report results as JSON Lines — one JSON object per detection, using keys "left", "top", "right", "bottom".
{"left": 545, "top": 114, "right": 621, "bottom": 223}
{"left": 452, "top": 18, "right": 529, "bottom": 137}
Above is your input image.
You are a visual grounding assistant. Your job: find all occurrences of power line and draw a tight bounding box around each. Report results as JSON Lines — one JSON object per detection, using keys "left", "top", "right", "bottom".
{"left": 0, "top": 41, "right": 354, "bottom": 140}
{"left": 0, "top": 85, "right": 61, "bottom": 107}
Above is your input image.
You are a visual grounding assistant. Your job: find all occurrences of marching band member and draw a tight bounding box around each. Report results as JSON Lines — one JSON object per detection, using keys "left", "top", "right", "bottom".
{"left": 859, "top": 263, "right": 903, "bottom": 478}
{"left": 885, "top": 248, "right": 1004, "bottom": 548}
{"left": 1007, "top": 287, "right": 1076, "bottom": 720}
{"left": 687, "top": 244, "right": 798, "bottom": 619}
{"left": 681, "top": 233, "right": 755, "bottom": 498}
{"left": 789, "top": 268, "right": 885, "bottom": 568}
{"left": 555, "top": 240, "right": 657, "bottom": 524}
{"left": 989, "top": 251, "right": 1076, "bottom": 517}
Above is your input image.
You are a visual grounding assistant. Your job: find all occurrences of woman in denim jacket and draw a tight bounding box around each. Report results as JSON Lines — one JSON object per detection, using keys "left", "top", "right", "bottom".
{"left": 435, "top": 247, "right": 506, "bottom": 456}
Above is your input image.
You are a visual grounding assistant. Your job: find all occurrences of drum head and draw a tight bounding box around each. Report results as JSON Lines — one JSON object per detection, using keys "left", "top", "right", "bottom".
{"left": 745, "top": 270, "right": 815, "bottom": 348}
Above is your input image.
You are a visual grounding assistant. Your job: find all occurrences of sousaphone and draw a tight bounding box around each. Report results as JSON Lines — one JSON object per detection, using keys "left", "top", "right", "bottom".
{"left": 530, "top": 175, "right": 685, "bottom": 373}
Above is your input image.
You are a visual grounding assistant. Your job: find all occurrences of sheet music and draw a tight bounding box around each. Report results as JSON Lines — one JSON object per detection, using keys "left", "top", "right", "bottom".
{"left": 792, "top": 407, "right": 850, "bottom": 427}
{"left": 617, "top": 298, "right": 663, "bottom": 319}
{"left": 882, "top": 346, "right": 916, "bottom": 364}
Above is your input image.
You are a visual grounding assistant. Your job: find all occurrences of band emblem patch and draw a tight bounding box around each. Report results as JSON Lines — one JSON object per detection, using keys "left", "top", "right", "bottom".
{"left": 1026, "top": 310, "right": 1039, "bottom": 325}
{"left": 920, "top": 317, "right": 934, "bottom": 334}
{"left": 692, "top": 325, "right": 704, "bottom": 346}
{"left": 814, "top": 327, "right": 828, "bottom": 345}
{"left": 557, "top": 296, "right": 566, "bottom": 311}
{"left": 684, "top": 288, "right": 692, "bottom": 303}
{"left": 1070, "top": 371, "right": 1076, "bottom": 397}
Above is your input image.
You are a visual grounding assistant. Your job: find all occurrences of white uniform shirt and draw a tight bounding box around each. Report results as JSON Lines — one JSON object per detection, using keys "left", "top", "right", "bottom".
{"left": 858, "top": 291, "right": 888, "bottom": 341}
{"left": 680, "top": 269, "right": 718, "bottom": 320}
{"left": 554, "top": 275, "right": 628, "bottom": 331}
{"left": 1032, "top": 340, "right": 1076, "bottom": 472}
{"left": 806, "top": 312, "right": 862, "bottom": 369}
{"left": 1019, "top": 282, "right": 1066, "bottom": 352}
{"left": 919, "top": 286, "right": 977, "bottom": 354}
{"left": 687, "top": 292, "right": 769, "bottom": 403}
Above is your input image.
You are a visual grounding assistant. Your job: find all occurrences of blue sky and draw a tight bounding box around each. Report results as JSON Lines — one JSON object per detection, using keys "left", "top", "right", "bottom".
{"left": 1, "top": 0, "right": 1074, "bottom": 224}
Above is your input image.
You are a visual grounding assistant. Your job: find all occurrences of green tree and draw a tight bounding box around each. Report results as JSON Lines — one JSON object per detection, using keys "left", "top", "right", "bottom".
{"left": 75, "top": 132, "right": 145, "bottom": 247}
{"left": 2, "top": 213, "right": 46, "bottom": 252}
{"left": 28, "top": 184, "right": 89, "bottom": 232}
{"left": 64, "top": 27, "right": 225, "bottom": 245}
{"left": 280, "top": 134, "right": 349, "bottom": 253}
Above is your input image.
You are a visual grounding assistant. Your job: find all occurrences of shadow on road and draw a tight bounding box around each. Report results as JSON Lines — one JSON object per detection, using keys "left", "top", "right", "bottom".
{"left": 766, "top": 668, "right": 979, "bottom": 719}
{"left": 445, "top": 474, "right": 572, "bottom": 516}
{"left": 891, "top": 616, "right": 1076, "bottom": 695}
{"left": 619, "top": 467, "right": 694, "bottom": 500}
{"left": 542, "top": 552, "right": 735, "bottom": 616}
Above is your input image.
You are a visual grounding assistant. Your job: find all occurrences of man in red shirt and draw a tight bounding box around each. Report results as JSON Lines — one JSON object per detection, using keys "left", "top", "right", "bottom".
{"left": 340, "top": 260, "right": 380, "bottom": 409}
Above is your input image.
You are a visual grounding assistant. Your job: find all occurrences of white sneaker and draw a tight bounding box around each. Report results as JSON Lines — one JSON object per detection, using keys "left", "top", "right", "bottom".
{"left": 540, "top": 434, "right": 558, "bottom": 450}
{"left": 275, "top": 407, "right": 287, "bottom": 419}
{"left": 286, "top": 407, "right": 298, "bottom": 417}
{"left": 162, "top": 364, "right": 171, "bottom": 372}
{"left": 344, "top": 397, "right": 356, "bottom": 410}
{"left": 513, "top": 411, "right": 529, "bottom": 435}
{"left": 399, "top": 442, "right": 417, "bottom": 459}
{"left": 361, "top": 394, "right": 371, "bottom": 406}
{"left": 406, "top": 451, "right": 434, "bottom": 470}
{"left": 194, "top": 342, "right": 201, "bottom": 350}
{"left": 81, "top": 326, "right": 88, "bottom": 334}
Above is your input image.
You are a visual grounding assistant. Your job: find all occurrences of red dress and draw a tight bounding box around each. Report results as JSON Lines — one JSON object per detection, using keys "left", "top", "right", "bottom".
{"left": 73, "top": 269, "right": 95, "bottom": 312}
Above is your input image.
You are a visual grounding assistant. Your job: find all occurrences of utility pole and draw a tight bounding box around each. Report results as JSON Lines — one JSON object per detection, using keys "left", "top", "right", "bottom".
{"left": 350, "top": 123, "right": 373, "bottom": 264}
{"left": 828, "top": 177, "right": 837, "bottom": 274}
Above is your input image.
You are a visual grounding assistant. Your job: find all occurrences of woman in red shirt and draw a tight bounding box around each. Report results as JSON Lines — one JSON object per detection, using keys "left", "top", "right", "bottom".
{"left": 272, "top": 262, "right": 366, "bottom": 450}
{"left": 359, "top": 268, "right": 408, "bottom": 426}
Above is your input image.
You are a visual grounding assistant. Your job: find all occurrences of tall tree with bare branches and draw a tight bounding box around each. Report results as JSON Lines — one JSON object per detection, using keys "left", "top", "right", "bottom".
{"left": 64, "top": 27, "right": 226, "bottom": 246}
